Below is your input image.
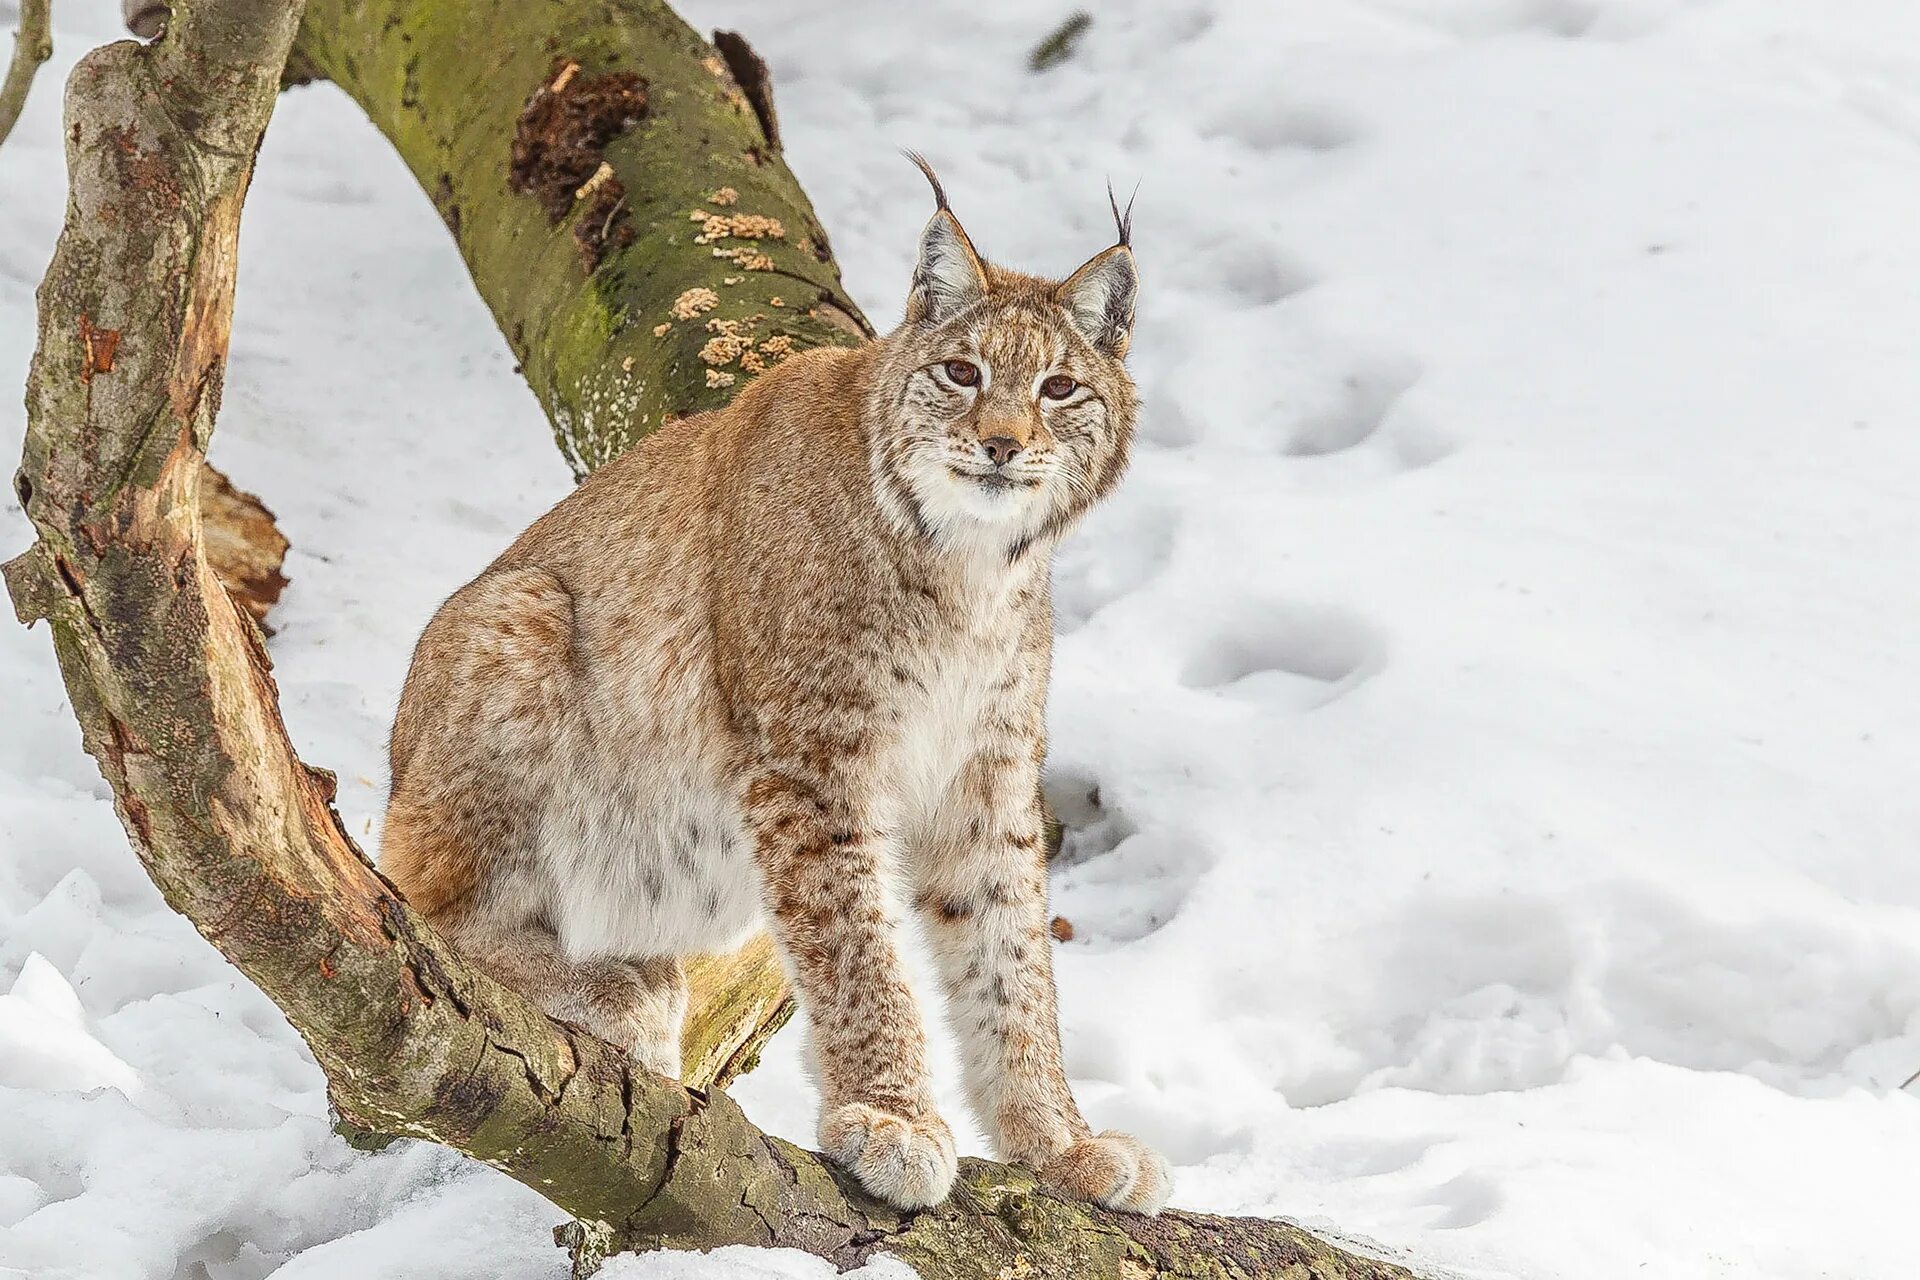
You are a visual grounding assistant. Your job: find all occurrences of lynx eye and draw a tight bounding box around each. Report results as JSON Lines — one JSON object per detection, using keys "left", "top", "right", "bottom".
{"left": 1041, "top": 374, "right": 1078, "bottom": 401}
{"left": 944, "top": 360, "right": 980, "bottom": 387}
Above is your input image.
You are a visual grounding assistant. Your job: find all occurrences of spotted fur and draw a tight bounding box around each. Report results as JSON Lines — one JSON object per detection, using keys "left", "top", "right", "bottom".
{"left": 382, "top": 161, "right": 1168, "bottom": 1214}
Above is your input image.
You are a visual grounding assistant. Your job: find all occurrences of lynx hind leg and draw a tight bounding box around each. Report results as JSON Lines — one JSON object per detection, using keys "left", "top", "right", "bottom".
{"left": 451, "top": 917, "right": 688, "bottom": 1079}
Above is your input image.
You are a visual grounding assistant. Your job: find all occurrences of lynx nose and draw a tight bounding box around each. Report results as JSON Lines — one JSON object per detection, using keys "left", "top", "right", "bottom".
{"left": 981, "top": 437, "right": 1022, "bottom": 467}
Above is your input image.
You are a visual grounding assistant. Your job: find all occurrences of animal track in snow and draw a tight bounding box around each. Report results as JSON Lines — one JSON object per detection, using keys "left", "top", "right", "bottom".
{"left": 1054, "top": 827, "right": 1211, "bottom": 944}
{"left": 1189, "top": 239, "right": 1318, "bottom": 309}
{"left": 1181, "top": 605, "right": 1386, "bottom": 710}
{"left": 1045, "top": 773, "right": 1139, "bottom": 869}
{"left": 1270, "top": 344, "right": 1459, "bottom": 472}
{"left": 1046, "top": 779, "right": 1209, "bottom": 944}
{"left": 1283, "top": 354, "right": 1422, "bottom": 457}
{"left": 1282, "top": 882, "right": 1920, "bottom": 1108}
{"left": 1052, "top": 505, "right": 1178, "bottom": 633}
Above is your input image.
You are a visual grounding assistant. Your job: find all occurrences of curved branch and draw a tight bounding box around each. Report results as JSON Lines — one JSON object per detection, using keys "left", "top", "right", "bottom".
{"left": 0, "top": 0, "right": 51, "bottom": 148}
{"left": 3, "top": 0, "right": 1420, "bottom": 1275}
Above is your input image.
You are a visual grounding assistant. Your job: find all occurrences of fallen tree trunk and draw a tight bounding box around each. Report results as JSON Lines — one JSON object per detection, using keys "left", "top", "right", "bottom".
{"left": 2, "top": 1, "right": 1419, "bottom": 1275}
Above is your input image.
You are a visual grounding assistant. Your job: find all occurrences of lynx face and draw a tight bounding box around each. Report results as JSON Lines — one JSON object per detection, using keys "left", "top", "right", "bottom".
{"left": 871, "top": 164, "right": 1140, "bottom": 560}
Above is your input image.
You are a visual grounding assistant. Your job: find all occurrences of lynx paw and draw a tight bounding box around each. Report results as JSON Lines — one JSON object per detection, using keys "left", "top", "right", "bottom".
{"left": 820, "top": 1102, "right": 958, "bottom": 1210}
{"left": 1040, "top": 1131, "right": 1173, "bottom": 1215}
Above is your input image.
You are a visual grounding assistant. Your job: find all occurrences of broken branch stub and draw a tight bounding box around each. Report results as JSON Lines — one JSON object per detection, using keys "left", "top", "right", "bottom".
{"left": 199, "top": 462, "right": 291, "bottom": 630}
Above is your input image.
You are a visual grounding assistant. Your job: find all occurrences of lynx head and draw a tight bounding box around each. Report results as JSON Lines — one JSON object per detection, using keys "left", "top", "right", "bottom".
{"left": 868, "top": 154, "right": 1139, "bottom": 562}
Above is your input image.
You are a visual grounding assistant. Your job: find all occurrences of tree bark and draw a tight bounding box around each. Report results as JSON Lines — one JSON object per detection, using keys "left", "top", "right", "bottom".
{"left": 2, "top": 1, "right": 1419, "bottom": 1275}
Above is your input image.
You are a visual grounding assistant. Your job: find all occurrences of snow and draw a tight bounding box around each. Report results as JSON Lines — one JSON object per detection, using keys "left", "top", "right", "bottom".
{"left": 5, "top": 0, "right": 1920, "bottom": 1277}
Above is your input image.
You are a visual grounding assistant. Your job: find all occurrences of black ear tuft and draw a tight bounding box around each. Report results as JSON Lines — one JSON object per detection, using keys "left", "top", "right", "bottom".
{"left": 905, "top": 150, "right": 950, "bottom": 212}
{"left": 1106, "top": 179, "right": 1138, "bottom": 249}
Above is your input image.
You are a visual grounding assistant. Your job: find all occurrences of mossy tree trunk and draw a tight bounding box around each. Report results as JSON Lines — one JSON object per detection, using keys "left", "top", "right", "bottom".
{"left": 292, "top": 0, "right": 871, "bottom": 476}
{"left": 3, "top": 0, "right": 1418, "bottom": 1274}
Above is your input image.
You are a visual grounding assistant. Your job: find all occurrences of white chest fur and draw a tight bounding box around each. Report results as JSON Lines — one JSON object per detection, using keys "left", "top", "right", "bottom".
{"left": 886, "top": 566, "right": 1035, "bottom": 837}
{"left": 891, "top": 643, "right": 1006, "bottom": 829}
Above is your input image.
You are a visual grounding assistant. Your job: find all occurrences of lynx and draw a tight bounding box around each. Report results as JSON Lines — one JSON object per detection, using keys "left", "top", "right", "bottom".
{"left": 382, "top": 157, "right": 1169, "bottom": 1214}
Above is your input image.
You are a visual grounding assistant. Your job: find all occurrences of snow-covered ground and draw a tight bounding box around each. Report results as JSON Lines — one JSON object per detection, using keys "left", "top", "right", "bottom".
{"left": 6, "top": 1, "right": 1920, "bottom": 1276}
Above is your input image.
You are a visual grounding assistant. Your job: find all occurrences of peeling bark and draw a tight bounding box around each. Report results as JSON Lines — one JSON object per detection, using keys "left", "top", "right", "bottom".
{"left": 199, "top": 463, "right": 290, "bottom": 629}
{"left": 3, "top": 0, "right": 1422, "bottom": 1275}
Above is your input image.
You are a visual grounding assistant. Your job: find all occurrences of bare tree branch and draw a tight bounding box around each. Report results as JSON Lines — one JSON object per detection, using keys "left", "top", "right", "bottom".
{"left": 0, "top": 0, "right": 51, "bottom": 148}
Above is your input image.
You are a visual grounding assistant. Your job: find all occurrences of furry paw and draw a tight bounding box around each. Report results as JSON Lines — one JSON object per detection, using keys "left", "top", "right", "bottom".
{"left": 820, "top": 1102, "right": 958, "bottom": 1210}
{"left": 1039, "top": 1131, "right": 1173, "bottom": 1215}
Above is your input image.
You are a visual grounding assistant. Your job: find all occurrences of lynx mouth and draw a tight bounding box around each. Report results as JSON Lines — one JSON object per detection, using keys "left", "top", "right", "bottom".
{"left": 950, "top": 467, "right": 1037, "bottom": 493}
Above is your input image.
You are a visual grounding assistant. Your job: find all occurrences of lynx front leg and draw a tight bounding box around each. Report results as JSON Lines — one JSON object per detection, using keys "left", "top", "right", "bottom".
{"left": 917, "top": 752, "right": 1172, "bottom": 1215}
{"left": 745, "top": 773, "right": 956, "bottom": 1210}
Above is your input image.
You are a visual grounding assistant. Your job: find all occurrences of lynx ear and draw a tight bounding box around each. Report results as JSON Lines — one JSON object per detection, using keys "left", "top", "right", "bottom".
{"left": 1057, "top": 245, "right": 1137, "bottom": 357}
{"left": 903, "top": 152, "right": 988, "bottom": 325}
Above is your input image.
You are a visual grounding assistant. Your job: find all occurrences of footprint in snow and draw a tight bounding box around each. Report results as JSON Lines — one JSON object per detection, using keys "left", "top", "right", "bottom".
{"left": 1052, "top": 504, "right": 1178, "bottom": 634}
{"left": 1045, "top": 773, "right": 1139, "bottom": 870}
{"left": 1283, "top": 353, "right": 1415, "bottom": 457}
{"left": 1045, "top": 779, "right": 1209, "bottom": 945}
{"left": 1188, "top": 237, "right": 1318, "bottom": 309}
{"left": 1281, "top": 350, "right": 1458, "bottom": 472}
{"left": 1181, "top": 603, "right": 1386, "bottom": 711}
